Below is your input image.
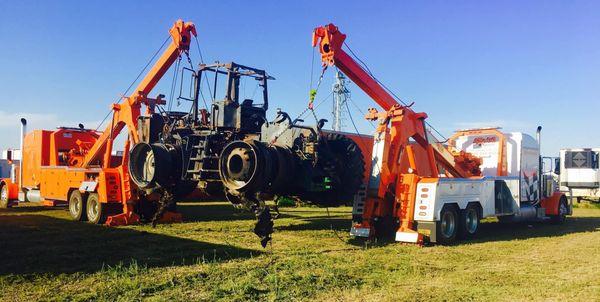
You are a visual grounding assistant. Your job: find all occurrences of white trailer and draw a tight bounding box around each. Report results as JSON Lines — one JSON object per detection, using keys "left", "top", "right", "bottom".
{"left": 558, "top": 148, "right": 600, "bottom": 201}
{"left": 407, "top": 128, "right": 569, "bottom": 243}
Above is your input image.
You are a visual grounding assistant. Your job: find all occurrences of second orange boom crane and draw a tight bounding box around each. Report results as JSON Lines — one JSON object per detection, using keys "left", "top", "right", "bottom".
{"left": 312, "top": 24, "right": 481, "bottom": 243}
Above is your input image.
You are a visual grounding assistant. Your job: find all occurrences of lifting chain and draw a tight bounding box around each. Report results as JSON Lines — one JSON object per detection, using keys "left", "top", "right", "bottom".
{"left": 308, "top": 66, "right": 327, "bottom": 110}
{"left": 184, "top": 50, "right": 194, "bottom": 69}
{"left": 269, "top": 67, "right": 328, "bottom": 146}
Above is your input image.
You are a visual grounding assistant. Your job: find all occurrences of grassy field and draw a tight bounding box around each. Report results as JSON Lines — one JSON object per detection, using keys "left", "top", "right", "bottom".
{"left": 1, "top": 202, "right": 599, "bottom": 301}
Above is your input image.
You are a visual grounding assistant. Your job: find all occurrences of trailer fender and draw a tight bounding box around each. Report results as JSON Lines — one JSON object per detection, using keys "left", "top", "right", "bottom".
{"left": 540, "top": 192, "right": 564, "bottom": 216}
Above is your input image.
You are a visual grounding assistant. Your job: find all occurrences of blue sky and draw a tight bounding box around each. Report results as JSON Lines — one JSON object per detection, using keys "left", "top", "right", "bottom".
{"left": 0, "top": 1, "right": 598, "bottom": 155}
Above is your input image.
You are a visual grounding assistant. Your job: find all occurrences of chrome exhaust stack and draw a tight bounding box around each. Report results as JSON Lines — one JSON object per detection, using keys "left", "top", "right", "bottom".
{"left": 18, "top": 118, "right": 27, "bottom": 201}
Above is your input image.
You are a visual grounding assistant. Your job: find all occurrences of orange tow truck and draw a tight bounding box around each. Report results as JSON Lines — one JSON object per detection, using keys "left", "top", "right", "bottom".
{"left": 0, "top": 20, "right": 197, "bottom": 226}
{"left": 312, "top": 24, "right": 569, "bottom": 244}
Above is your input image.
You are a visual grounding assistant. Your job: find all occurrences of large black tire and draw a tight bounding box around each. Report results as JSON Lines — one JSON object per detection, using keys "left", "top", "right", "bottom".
{"left": 458, "top": 204, "right": 481, "bottom": 239}
{"left": 550, "top": 196, "right": 568, "bottom": 224}
{"left": 69, "top": 190, "right": 87, "bottom": 221}
{"left": 86, "top": 193, "right": 107, "bottom": 224}
{"left": 436, "top": 205, "right": 459, "bottom": 245}
{"left": 317, "top": 133, "right": 366, "bottom": 206}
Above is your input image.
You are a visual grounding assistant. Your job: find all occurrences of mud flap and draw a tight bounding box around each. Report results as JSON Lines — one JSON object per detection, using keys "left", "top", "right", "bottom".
{"left": 415, "top": 221, "right": 437, "bottom": 243}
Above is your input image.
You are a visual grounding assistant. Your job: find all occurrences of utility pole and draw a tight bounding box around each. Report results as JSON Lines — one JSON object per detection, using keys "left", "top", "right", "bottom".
{"left": 332, "top": 71, "right": 350, "bottom": 131}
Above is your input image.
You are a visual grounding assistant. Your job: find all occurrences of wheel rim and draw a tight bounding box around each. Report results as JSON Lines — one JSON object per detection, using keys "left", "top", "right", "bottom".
{"left": 1, "top": 186, "right": 8, "bottom": 202}
{"left": 559, "top": 201, "right": 567, "bottom": 217}
{"left": 70, "top": 196, "right": 81, "bottom": 216}
{"left": 88, "top": 198, "right": 99, "bottom": 220}
{"left": 441, "top": 211, "right": 456, "bottom": 238}
{"left": 465, "top": 209, "right": 478, "bottom": 234}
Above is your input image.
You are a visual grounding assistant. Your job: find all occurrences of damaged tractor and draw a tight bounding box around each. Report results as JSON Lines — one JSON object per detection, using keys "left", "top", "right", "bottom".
{"left": 128, "top": 62, "right": 366, "bottom": 246}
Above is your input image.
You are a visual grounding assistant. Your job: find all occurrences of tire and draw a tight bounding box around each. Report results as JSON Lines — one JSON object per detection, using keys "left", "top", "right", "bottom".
{"left": 69, "top": 190, "right": 87, "bottom": 221}
{"left": 458, "top": 204, "right": 480, "bottom": 239}
{"left": 86, "top": 193, "right": 107, "bottom": 224}
{"left": 0, "top": 184, "right": 11, "bottom": 208}
{"left": 436, "top": 205, "right": 459, "bottom": 245}
{"left": 315, "top": 133, "right": 365, "bottom": 206}
{"left": 550, "top": 196, "right": 568, "bottom": 224}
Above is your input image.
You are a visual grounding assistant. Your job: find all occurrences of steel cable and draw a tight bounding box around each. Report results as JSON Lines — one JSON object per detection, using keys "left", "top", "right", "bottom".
{"left": 342, "top": 42, "right": 448, "bottom": 141}
{"left": 95, "top": 36, "right": 171, "bottom": 131}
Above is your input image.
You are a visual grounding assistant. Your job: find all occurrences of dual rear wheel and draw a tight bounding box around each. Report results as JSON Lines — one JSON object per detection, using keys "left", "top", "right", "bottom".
{"left": 68, "top": 191, "right": 108, "bottom": 224}
{"left": 436, "top": 204, "right": 481, "bottom": 245}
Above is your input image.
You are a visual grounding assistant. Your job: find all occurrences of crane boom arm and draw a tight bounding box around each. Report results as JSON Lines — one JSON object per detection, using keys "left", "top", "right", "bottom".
{"left": 82, "top": 20, "right": 196, "bottom": 168}
{"left": 312, "top": 23, "right": 477, "bottom": 178}
{"left": 312, "top": 24, "right": 398, "bottom": 111}
{"left": 312, "top": 23, "right": 481, "bottom": 242}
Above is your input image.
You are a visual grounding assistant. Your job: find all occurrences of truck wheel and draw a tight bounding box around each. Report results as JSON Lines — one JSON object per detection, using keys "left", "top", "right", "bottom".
{"left": 318, "top": 133, "right": 365, "bottom": 206}
{"left": 436, "top": 205, "right": 458, "bottom": 245}
{"left": 86, "top": 193, "right": 106, "bottom": 224}
{"left": 1, "top": 184, "right": 11, "bottom": 208}
{"left": 69, "top": 190, "right": 87, "bottom": 221}
{"left": 0, "top": 184, "right": 11, "bottom": 208}
{"left": 458, "top": 204, "right": 480, "bottom": 239}
{"left": 550, "top": 196, "right": 568, "bottom": 224}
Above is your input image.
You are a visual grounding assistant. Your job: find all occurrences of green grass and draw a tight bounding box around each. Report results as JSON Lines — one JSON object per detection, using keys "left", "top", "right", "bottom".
{"left": 1, "top": 202, "right": 599, "bottom": 301}
{"left": 573, "top": 202, "right": 600, "bottom": 209}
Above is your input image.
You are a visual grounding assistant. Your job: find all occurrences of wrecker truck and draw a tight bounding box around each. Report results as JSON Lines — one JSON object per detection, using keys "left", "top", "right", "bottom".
{"left": 0, "top": 20, "right": 197, "bottom": 225}
{"left": 312, "top": 24, "right": 571, "bottom": 244}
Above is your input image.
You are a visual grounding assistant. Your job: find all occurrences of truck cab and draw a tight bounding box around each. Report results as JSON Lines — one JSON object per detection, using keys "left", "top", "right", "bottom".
{"left": 0, "top": 149, "right": 21, "bottom": 208}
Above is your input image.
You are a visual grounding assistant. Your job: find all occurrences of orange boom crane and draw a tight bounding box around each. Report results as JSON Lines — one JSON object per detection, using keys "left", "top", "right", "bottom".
{"left": 85, "top": 19, "right": 197, "bottom": 225}
{"left": 312, "top": 24, "right": 481, "bottom": 243}
{"left": 2, "top": 20, "right": 197, "bottom": 226}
